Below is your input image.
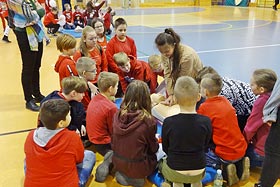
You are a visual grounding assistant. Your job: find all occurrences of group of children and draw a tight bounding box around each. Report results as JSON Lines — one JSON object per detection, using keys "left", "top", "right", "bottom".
{"left": 21, "top": 8, "right": 280, "bottom": 187}
{"left": 42, "top": 0, "right": 114, "bottom": 36}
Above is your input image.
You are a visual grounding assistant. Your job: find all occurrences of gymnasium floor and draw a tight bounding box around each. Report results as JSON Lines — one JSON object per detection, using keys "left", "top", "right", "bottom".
{"left": 1, "top": 5, "right": 280, "bottom": 187}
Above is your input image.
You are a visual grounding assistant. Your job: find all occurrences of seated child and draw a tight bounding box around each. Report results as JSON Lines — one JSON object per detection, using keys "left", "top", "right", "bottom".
{"left": 112, "top": 80, "right": 159, "bottom": 187}
{"left": 63, "top": 3, "right": 75, "bottom": 29}
{"left": 24, "top": 99, "right": 95, "bottom": 187}
{"left": 39, "top": 76, "right": 87, "bottom": 138}
{"left": 160, "top": 76, "right": 212, "bottom": 187}
{"left": 148, "top": 54, "right": 165, "bottom": 94}
{"left": 54, "top": 33, "right": 78, "bottom": 86}
{"left": 73, "top": 5, "right": 84, "bottom": 30}
{"left": 195, "top": 66, "right": 256, "bottom": 131}
{"left": 86, "top": 71, "right": 119, "bottom": 182}
{"left": 43, "top": 6, "right": 60, "bottom": 36}
{"left": 113, "top": 52, "right": 155, "bottom": 93}
{"left": 243, "top": 69, "right": 277, "bottom": 168}
{"left": 76, "top": 57, "right": 98, "bottom": 110}
{"left": 197, "top": 73, "right": 249, "bottom": 186}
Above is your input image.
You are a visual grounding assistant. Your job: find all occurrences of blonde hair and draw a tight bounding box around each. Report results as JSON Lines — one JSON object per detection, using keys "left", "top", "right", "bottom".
{"left": 56, "top": 34, "right": 76, "bottom": 52}
{"left": 79, "top": 26, "right": 96, "bottom": 57}
{"left": 252, "top": 69, "right": 277, "bottom": 92}
{"left": 76, "top": 57, "right": 96, "bottom": 76}
{"left": 148, "top": 54, "right": 161, "bottom": 70}
{"left": 113, "top": 52, "right": 129, "bottom": 66}
{"left": 61, "top": 76, "right": 88, "bottom": 95}
{"left": 200, "top": 73, "right": 223, "bottom": 96}
{"left": 174, "top": 76, "right": 199, "bottom": 106}
{"left": 97, "top": 72, "right": 119, "bottom": 92}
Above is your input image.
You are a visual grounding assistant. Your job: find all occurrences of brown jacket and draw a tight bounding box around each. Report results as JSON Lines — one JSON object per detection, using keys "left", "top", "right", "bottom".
{"left": 161, "top": 44, "right": 203, "bottom": 96}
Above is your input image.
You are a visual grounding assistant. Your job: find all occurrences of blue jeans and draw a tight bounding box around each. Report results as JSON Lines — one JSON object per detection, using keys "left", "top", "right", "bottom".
{"left": 246, "top": 144, "right": 264, "bottom": 168}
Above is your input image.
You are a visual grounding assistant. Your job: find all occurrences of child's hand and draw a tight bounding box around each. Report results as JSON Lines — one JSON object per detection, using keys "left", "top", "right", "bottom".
{"left": 161, "top": 95, "right": 176, "bottom": 106}
{"left": 80, "top": 125, "right": 86, "bottom": 136}
{"left": 88, "top": 81, "right": 99, "bottom": 97}
{"left": 76, "top": 129, "right": 81, "bottom": 136}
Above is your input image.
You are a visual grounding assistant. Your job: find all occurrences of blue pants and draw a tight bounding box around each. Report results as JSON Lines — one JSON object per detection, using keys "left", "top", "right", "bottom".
{"left": 245, "top": 144, "right": 264, "bottom": 168}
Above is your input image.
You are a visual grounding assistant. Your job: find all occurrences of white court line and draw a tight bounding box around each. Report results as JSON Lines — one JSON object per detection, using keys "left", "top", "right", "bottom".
{"left": 137, "top": 43, "right": 280, "bottom": 59}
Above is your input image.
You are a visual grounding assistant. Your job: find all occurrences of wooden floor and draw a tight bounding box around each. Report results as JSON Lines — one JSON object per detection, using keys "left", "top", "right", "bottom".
{"left": 1, "top": 5, "right": 280, "bottom": 187}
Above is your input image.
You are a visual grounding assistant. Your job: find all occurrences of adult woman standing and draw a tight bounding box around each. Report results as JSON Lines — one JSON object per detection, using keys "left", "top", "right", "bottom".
{"left": 7, "top": 0, "right": 46, "bottom": 111}
{"left": 155, "top": 28, "right": 203, "bottom": 106}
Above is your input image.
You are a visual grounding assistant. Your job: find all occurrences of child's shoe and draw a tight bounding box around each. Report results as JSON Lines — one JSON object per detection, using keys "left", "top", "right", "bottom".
{"left": 2, "top": 35, "right": 11, "bottom": 43}
{"left": 226, "top": 164, "right": 239, "bottom": 186}
{"left": 240, "top": 157, "right": 250, "bottom": 181}
{"left": 115, "top": 171, "right": 145, "bottom": 187}
{"left": 95, "top": 150, "right": 113, "bottom": 182}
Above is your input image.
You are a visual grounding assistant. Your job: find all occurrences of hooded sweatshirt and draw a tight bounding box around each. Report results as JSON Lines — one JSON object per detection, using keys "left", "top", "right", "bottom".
{"left": 112, "top": 110, "right": 159, "bottom": 178}
{"left": 24, "top": 127, "right": 84, "bottom": 187}
{"left": 54, "top": 55, "right": 78, "bottom": 87}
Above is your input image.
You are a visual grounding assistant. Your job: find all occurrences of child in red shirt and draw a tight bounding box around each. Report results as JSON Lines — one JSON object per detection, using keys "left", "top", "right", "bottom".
{"left": 102, "top": 6, "right": 112, "bottom": 35}
{"left": 0, "top": 0, "right": 11, "bottom": 42}
{"left": 197, "top": 73, "right": 249, "bottom": 186}
{"left": 106, "top": 17, "right": 137, "bottom": 73}
{"left": 54, "top": 33, "right": 78, "bottom": 87}
{"left": 63, "top": 3, "right": 75, "bottom": 29}
{"left": 113, "top": 52, "right": 154, "bottom": 93}
{"left": 73, "top": 26, "right": 108, "bottom": 84}
{"left": 43, "top": 7, "right": 60, "bottom": 35}
{"left": 73, "top": 5, "right": 84, "bottom": 29}
{"left": 24, "top": 99, "right": 95, "bottom": 187}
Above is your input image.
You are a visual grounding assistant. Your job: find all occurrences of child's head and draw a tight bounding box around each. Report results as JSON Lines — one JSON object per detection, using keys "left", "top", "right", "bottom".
{"left": 80, "top": 26, "right": 97, "bottom": 55}
{"left": 106, "top": 6, "right": 112, "bottom": 13}
{"left": 56, "top": 34, "right": 76, "bottom": 55}
{"left": 97, "top": 72, "right": 119, "bottom": 96}
{"left": 148, "top": 54, "right": 163, "bottom": 72}
{"left": 40, "top": 99, "right": 71, "bottom": 130}
{"left": 155, "top": 28, "right": 180, "bottom": 59}
{"left": 250, "top": 69, "right": 277, "bottom": 95}
{"left": 200, "top": 73, "right": 223, "bottom": 98}
{"left": 174, "top": 76, "right": 200, "bottom": 107}
{"left": 61, "top": 76, "right": 87, "bottom": 102}
{"left": 64, "top": 3, "right": 71, "bottom": 11}
{"left": 74, "top": 5, "right": 81, "bottom": 12}
{"left": 51, "top": 7, "right": 58, "bottom": 14}
{"left": 76, "top": 57, "right": 97, "bottom": 81}
{"left": 114, "top": 18, "right": 127, "bottom": 41}
{"left": 121, "top": 80, "right": 151, "bottom": 114}
{"left": 86, "top": 1, "right": 93, "bottom": 11}
{"left": 195, "top": 66, "right": 218, "bottom": 84}
{"left": 113, "top": 52, "right": 130, "bottom": 73}
{"left": 92, "top": 18, "right": 105, "bottom": 36}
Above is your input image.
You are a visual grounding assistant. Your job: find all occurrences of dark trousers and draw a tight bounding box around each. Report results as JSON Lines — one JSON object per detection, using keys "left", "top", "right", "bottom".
{"left": 45, "top": 23, "right": 60, "bottom": 34}
{"left": 14, "top": 30, "right": 43, "bottom": 102}
{"left": 275, "top": 0, "right": 279, "bottom": 6}
{"left": 259, "top": 109, "right": 280, "bottom": 187}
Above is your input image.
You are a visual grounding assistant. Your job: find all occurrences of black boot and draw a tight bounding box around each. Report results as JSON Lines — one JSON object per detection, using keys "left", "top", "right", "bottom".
{"left": 2, "top": 35, "right": 11, "bottom": 43}
{"left": 26, "top": 100, "right": 40, "bottom": 111}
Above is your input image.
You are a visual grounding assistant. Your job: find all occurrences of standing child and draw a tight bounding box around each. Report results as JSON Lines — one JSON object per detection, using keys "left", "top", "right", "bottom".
{"left": 255, "top": 78, "right": 280, "bottom": 187}
{"left": 102, "top": 6, "right": 112, "bottom": 35}
{"left": 113, "top": 52, "right": 154, "bottom": 93}
{"left": 73, "top": 26, "right": 108, "bottom": 84}
{"left": 63, "top": 3, "right": 75, "bottom": 29}
{"left": 24, "top": 99, "right": 95, "bottom": 187}
{"left": 160, "top": 76, "right": 212, "bottom": 187}
{"left": 86, "top": 72, "right": 119, "bottom": 182}
{"left": 197, "top": 73, "right": 249, "bottom": 186}
{"left": 0, "top": 0, "right": 11, "bottom": 42}
{"left": 76, "top": 57, "right": 98, "bottom": 110}
{"left": 112, "top": 80, "right": 159, "bottom": 187}
{"left": 106, "top": 17, "right": 137, "bottom": 74}
{"left": 243, "top": 69, "right": 277, "bottom": 168}
{"left": 54, "top": 33, "right": 78, "bottom": 87}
